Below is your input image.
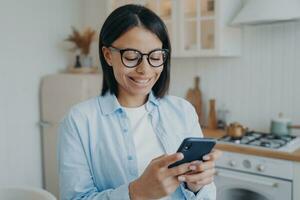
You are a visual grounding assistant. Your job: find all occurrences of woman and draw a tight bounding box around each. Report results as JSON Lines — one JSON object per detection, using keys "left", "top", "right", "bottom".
{"left": 58, "top": 4, "right": 221, "bottom": 200}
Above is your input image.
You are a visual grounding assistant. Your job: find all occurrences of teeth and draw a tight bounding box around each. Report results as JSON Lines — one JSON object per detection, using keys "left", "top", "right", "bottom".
{"left": 132, "top": 78, "right": 150, "bottom": 84}
{"left": 135, "top": 79, "right": 149, "bottom": 83}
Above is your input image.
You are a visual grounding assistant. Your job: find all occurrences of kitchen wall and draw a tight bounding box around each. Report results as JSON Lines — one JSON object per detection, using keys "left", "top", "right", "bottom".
{"left": 169, "top": 22, "right": 300, "bottom": 134}
{"left": 0, "top": 0, "right": 84, "bottom": 187}
{"left": 82, "top": 0, "right": 108, "bottom": 68}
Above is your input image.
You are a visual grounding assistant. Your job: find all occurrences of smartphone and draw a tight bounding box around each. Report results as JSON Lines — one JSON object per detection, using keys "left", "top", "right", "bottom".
{"left": 168, "top": 137, "right": 216, "bottom": 168}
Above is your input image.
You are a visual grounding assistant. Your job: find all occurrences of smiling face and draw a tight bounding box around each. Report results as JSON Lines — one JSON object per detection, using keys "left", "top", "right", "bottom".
{"left": 102, "top": 27, "right": 164, "bottom": 107}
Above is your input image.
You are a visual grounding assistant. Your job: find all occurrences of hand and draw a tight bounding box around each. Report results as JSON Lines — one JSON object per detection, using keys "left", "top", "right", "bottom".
{"left": 178, "top": 149, "right": 222, "bottom": 193}
{"left": 129, "top": 153, "right": 191, "bottom": 200}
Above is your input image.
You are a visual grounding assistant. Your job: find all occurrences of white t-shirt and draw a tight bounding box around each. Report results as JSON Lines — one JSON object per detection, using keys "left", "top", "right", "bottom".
{"left": 123, "top": 104, "right": 165, "bottom": 175}
{"left": 124, "top": 105, "right": 170, "bottom": 200}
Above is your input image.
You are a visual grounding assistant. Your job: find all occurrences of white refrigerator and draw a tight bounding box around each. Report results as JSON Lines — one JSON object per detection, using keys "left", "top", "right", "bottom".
{"left": 39, "top": 73, "right": 102, "bottom": 198}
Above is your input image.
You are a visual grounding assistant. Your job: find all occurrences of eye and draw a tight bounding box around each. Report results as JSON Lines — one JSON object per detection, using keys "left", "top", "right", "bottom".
{"left": 124, "top": 57, "right": 139, "bottom": 61}
{"left": 150, "top": 51, "right": 163, "bottom": 60}
{"left": 123, "top": 50, "right": 140, "bottom": 61}
{"left": 150, "top": 56, "right": 161, "bottom": 60}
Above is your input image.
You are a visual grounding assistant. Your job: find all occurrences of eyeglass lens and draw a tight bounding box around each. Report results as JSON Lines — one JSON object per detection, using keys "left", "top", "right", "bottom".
{"left": 122, "top": 49, "right": 167, "bottom": 68}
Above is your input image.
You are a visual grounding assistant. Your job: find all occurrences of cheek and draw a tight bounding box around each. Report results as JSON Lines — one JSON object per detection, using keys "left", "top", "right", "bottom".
{"left": 155, "top": 68, "right": 164, "bottom": 79}
{"left": 112, "top": 65, "right": 131, "bottom": 83}
{"left": 113, "top": 68, "right": 124, "bottom": 81}
{"left": 110, "top": 54, "right": 123, "bottom": 68}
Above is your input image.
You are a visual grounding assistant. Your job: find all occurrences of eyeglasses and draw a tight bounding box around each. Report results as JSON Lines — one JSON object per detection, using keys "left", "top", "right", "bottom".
{"left": 108, "top": 45, "right": 169, "bottom": 68}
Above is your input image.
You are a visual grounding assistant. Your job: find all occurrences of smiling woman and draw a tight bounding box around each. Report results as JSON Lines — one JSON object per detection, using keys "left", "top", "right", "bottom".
{"left": 58, "top": 4, "right": 221, "bottom": 200}
{"left": 101, "top": 27, "right": 166, "bottom": 106}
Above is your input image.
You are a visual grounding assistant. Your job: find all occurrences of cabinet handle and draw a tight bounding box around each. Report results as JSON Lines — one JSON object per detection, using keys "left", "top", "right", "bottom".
{"left": 216, "top": 171, "right": 278, "bottom": 188}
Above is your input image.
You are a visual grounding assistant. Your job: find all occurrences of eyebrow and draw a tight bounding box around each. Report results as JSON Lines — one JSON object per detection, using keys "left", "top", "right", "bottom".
{"left": 110, "top": 45, "right": 164, "bottom": 53}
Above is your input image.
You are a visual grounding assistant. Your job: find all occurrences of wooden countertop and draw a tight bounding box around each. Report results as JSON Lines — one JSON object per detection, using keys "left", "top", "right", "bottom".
{"left": 203, "top": 129, "right": 300, "bottom": 162}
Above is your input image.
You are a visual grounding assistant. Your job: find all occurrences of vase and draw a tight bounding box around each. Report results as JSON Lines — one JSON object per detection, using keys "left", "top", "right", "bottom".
{"left": 80, "top": 54, "right": 92, "bottom": 68}
{"left": 74, "top": 55, "right": 81, "bottom": 68}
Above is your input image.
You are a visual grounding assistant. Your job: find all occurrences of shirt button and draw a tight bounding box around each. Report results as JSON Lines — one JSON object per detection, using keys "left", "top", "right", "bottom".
{"left": 123, "top": 128, "right": 128, "bottom": 132}
{"left": 127, "top": 155, "right": 133, "bottom": 160}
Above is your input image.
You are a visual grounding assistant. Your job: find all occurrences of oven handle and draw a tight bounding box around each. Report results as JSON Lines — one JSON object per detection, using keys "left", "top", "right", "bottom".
{"left": 215, "top": 171, "right": 279, "bottom": 188}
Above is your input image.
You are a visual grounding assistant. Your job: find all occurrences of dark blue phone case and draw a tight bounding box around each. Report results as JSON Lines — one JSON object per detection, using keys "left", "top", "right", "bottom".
{"left": 168, "top": 137, "right": 216, "bottom": 168}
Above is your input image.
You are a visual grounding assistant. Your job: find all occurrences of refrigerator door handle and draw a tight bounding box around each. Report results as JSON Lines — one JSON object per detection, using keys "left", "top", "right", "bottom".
{"left": 38, "top": 121, "right": 52, "bottom": 128}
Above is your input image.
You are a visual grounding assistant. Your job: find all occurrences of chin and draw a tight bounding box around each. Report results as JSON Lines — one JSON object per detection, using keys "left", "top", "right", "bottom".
{"left": 132, "top": 89, "right": 152, "bottom": 97}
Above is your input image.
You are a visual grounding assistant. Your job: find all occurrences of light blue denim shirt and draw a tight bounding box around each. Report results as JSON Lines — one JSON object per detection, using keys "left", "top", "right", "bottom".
{"left": 58, "top": 91, "right": 216, "bottom": 200}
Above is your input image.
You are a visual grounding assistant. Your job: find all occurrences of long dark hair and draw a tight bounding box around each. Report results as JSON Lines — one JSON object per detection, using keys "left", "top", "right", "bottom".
{"left": 99, "top": 4, "right": 171, "bottom": 98}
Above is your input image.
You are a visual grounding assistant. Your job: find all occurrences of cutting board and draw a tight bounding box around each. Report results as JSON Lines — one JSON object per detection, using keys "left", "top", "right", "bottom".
{"left": 186, "top": 76, "right": 203, "bottom": 125}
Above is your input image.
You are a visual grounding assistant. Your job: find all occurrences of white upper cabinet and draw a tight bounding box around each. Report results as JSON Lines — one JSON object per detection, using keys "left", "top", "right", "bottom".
{"left": 107, "top": 0, "right": 242, "bottom": 57}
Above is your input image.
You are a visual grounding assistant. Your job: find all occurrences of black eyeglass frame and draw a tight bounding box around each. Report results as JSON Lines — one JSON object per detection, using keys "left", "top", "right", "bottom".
{"left": 108, "top": 45, "right": 169, "bottom": 68}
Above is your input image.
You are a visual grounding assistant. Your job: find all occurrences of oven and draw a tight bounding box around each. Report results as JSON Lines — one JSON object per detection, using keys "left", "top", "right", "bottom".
{"left": 215, "top": 152, "right": 293, "bottom": 200}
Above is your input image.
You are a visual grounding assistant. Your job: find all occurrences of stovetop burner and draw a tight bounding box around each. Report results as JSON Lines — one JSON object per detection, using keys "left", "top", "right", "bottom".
{"left": 218, "top": 131, "right": 300, "bottom": 152}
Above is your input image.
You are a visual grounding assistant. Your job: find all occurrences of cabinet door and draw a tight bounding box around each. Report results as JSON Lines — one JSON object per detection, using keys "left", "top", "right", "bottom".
{"left": 201, "top": 0, "right": 215, "bottom": 17}
{"left": 144, "top": 0, "right": 175, "bottom": 53}
{"left": 200, "top": 19, "right": 215, "bottom": 49}
{"left": 182, "top": 0, "right": 198, "bottom": 51}
{"left": 180, "top": 0, "right": 215, "bottom": 54}
{"left": 158, "top": 0, "right": 173, "bottom": 46}
{"left": 200, "top": 0, "right": 215, "bottom": 50}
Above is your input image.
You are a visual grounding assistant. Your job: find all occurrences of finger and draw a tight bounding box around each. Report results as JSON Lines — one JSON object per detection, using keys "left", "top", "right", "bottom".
{"left": 189, "top": 177, "right": 214, "bottom": 186}
{"left": 203, "top": 149, "right": 222, "bottom": 161}
{"left": 180, "top": 168, "right": 215, "bottom": 183}
{"left": 152, "top": 154, "right": 168, "bottom": 162}
{"left": 164, "top": 176, "right": 182, "bottom": 189}
{"left": 167, "top": 162, "right": 190, "bottom": 177}
{"left": 187, "top": 160, "right": 202, "bottom": 172}
{"left": 189, "top": 161, "right": 214, "bottom": 173}
{"left": 190, "top": 160, "right": 202, "bottom": 166}
{"left": 157, "top": 153, "right": 184, "bottom": 168}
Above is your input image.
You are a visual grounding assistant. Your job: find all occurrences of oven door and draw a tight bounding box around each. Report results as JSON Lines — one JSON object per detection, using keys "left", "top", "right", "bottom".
{"left": 215, "top": 168, "right": 292, "bottom": 200}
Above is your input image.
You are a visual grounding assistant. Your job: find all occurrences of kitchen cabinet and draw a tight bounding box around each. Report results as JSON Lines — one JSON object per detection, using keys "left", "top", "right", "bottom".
{"left": 107, "top": 0, "right": 242, "bottom": 57}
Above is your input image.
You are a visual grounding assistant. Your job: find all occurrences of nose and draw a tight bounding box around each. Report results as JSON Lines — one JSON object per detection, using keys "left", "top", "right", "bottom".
{"left": 135, "top": 55, "right": 151, "bottom": 74}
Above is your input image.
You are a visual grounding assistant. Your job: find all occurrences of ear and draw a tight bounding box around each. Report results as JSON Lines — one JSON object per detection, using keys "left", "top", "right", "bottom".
{"left": 102, "top": 46, "right": 113, "bottom": 66}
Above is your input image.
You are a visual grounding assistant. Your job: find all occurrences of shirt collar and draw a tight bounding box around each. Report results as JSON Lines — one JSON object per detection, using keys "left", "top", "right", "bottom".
{"left": 98, "top": 91, "right": 160, "bottom": 115}
{"left": 148, "top": 91, "right": 160, "bottom": 106}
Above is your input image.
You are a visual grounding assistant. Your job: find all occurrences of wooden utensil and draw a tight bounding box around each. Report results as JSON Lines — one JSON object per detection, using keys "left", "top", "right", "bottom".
{"left": 186, "top": 76, "right": 203, "bottom": 125}
{"left": 208, "top": 99, "right": 217, "bottom": 129}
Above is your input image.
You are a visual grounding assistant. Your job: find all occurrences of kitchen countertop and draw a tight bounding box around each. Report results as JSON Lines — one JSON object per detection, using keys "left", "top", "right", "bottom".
{"left": 203, "top": 128, "right": 300, "bottom": 162}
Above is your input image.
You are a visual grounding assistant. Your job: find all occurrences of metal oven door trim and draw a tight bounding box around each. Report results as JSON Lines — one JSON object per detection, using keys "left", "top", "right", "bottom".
{"left": 215, "top": 168, "right": 292, "bottom": 200}
{"left": 216, "top": 171, "right": 279, "bottom": 188}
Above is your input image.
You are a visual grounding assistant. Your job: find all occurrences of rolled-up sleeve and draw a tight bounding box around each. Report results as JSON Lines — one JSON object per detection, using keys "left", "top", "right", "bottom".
{"left": 57, "top": 109, "right": 130, "bottom": 200}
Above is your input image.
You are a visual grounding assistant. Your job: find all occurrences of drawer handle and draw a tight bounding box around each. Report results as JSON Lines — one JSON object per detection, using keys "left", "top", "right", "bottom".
{"left": 216, "top": 171, "right": 278, "bottom": 188}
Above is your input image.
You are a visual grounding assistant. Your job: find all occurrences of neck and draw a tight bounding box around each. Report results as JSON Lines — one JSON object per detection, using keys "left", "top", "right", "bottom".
{"left": 117, "top": 92, "right": 148, "bottom": 108}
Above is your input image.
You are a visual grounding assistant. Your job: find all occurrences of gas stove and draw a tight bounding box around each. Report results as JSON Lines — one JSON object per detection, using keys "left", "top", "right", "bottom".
{"left": 218, "top": 131, "right": 300, "bottom": 152}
